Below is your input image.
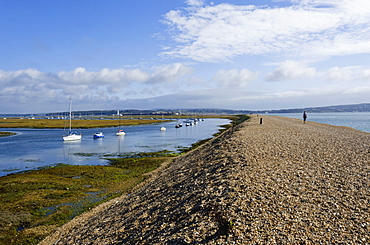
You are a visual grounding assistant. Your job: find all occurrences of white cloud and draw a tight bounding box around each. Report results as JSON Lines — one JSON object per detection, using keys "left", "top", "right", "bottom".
{"left": 344, "top": 86, "right": 370, "bottom": 94}
{"left": 326, "top": 66, "right": 357, "bottom": 81}
{"left": 266, "top": 60, "right": 317, "bottom": 81}
{"left": 326, "top": 66, "right": 370, "bottom": 81}
{"left": 0, "top": 68, "right": 51, "bottom": 85}
{"left": 185, "top": 0, "right": 205, "bottom": 7}
{"left": 57, "top": 67, "right": 150, "bottom": 85}
{"left": 361, "top": 69, "right": 370, "bottom": 80}
{"left": 148, "top": 63, "right": 194, "bottom": 84}
{"left": 162, "top": 0, "right": 370, "bottom": 62}
{"left": 212, "top": 68, "right": 258, "bottom": 87}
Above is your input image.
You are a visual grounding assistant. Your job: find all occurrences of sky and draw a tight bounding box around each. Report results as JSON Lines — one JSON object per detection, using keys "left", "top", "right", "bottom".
{"left": 1, "top": 0, "right": 370, "bottom": 113}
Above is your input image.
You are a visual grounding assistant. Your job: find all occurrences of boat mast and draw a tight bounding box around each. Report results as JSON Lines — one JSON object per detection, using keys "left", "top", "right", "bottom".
{"left": 68, "top": 99, "right": 72, "bottom": 132}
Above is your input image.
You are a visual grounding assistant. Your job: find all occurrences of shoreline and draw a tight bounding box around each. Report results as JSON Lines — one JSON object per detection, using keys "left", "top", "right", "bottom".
{"left": 41, "top": 115, "right": 370, "bottom": 244}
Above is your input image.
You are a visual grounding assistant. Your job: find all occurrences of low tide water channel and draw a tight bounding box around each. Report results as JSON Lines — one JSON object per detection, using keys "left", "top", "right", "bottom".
{"left": 0, "top": 118, "right": 229, "bottom": 177}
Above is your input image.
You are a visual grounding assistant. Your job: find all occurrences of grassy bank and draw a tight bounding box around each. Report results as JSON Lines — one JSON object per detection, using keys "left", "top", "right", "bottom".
{"left": 0, "top": 118, "right": 167, "bottom": 129}
{"left": 0, "top": 115, "right": 250, "bottom": 245}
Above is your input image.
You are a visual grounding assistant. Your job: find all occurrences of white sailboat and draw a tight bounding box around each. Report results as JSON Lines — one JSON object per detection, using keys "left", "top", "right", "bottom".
{"left": 160, "top": 114, "right": 166, "bottom": 131}
{"left": 116, "top": 113, "right": 126, "bottom": 136}
{"left": 63, "top": 99, "right": 82, "bottom": 141}
{"left": 116, "top": 129, "right": 126, "bottom": 136}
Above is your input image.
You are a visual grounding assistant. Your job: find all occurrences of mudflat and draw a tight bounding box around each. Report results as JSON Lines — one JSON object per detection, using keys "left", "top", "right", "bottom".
{"left": 41, "top": 115, "right": 370, "bottom": 244}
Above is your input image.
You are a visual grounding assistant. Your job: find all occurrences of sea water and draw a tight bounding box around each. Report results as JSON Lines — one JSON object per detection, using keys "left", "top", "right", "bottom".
{"left": 269, "top": 112, "right": 370, "bottom": 133}
{"left": 0, "top": 118, "right": 229, "bottom": 176}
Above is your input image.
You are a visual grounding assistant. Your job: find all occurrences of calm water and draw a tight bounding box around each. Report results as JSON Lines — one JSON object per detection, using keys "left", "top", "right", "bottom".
{"left": 0, "top": 118, "right": 229, "bottom": 176}
{"left": 269, "top": 112, "right": 370, "bottom": 133}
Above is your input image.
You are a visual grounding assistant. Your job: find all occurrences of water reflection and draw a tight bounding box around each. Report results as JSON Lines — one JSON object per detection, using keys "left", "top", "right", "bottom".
{"left": 0, "top": 118, "right": 229, "bottom": 176}
{"left": 117, "top": 135, "right": 125, "bottom": 154}
{"left": 62, "top": 140, "right": 82, "bottom": 165}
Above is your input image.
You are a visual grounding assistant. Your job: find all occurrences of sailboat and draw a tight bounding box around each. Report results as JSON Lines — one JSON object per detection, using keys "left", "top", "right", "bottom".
{"left": 116, "top": 113, "right": 126, "bottom": 136}
{"left": 160, "top": 114, "right": 166, "bottom": 131}
{"left": 116, "top": 129, "right": 126, "bottom": 136}
{"left": 175, "top": 112, "right": 183, "bottom": 128}
{"left": 63, "top": 99, "right": 82, "bottom": 141}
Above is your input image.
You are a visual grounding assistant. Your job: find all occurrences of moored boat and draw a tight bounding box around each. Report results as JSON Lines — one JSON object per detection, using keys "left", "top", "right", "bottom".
{"left": 116, "top": 129, "right": 126, "bottom": 136}
{"left": 93, "top": 132, "right": 104, "bottom": 138}
{"left": 116, "top": 113, "right": 126, "bottom": 136}
{"left": 160, "top": 114, "right": 166, "bottom": 131}
{"left": 63, "top": 99, "right": 82, "bottom": 141}
{"left": 63, "top": 132, "right": 82, "bottom": 141}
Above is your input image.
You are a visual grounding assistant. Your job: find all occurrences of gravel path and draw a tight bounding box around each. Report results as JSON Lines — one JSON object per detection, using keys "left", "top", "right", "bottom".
{"left": 40, "top": 116, "right": 370, "bottom": 244}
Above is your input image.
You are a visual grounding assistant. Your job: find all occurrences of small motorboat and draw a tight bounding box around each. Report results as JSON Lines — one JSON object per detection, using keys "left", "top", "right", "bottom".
{"left": 93, "top": 132, "right": 104, "bottom": 138}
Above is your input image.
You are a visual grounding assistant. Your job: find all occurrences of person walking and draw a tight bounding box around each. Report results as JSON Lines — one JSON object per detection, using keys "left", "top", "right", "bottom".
{"left": 303, "top": 111, "right": 308, "bottom": 124}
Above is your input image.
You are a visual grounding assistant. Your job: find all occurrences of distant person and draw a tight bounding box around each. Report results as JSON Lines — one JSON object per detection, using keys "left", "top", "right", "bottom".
{"left": 303, "top": 111, "right": 308, "bottom": 123}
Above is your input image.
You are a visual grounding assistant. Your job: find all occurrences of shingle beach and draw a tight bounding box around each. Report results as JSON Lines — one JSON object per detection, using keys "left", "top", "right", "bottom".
{"left": 40, "top": 115, "right": 370, "bottom": 244}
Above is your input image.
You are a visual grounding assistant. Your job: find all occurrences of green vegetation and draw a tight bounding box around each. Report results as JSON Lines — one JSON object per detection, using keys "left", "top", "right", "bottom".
{"left": 232, "top": 114, "right": 251, "bottom": 126}
{"left": 0, "top": 114, "right": 250, "bottom": 244}
{"left": 0, "top": 159, "right": 168, "bottom": 244}
{"left": 0, "top": 132, "right": 16, "bottom": 137}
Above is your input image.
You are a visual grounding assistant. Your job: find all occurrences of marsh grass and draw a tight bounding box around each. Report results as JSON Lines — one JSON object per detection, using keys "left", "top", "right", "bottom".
{"left": 0, "top": 114, "right": 250, "bottom": 244}
{"left": 0, "top": 115, "right": 234, "bottom": 129}
{"left": 0, "top": 131, "right": 16, "bottom": 137}
{"left": 0, "top": 158, "right": 167, "bottom": 244}
{"left": 0, "top": 118, "right": 168, "bottom": 129}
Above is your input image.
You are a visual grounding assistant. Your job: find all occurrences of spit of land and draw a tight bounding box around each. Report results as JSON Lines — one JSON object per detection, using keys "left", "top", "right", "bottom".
{"left": 40, "top": 115, "right": 370, "bottom": 244}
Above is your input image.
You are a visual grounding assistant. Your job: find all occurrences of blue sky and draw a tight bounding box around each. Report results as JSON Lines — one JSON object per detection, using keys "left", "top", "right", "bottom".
{"left": 1, "top": 0, "right": 370, "bottom": 113}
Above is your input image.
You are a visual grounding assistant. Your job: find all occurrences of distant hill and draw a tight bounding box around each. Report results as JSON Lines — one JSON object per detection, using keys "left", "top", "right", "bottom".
{"left": 258, "top": 103, "right": 370, "bottom": 114}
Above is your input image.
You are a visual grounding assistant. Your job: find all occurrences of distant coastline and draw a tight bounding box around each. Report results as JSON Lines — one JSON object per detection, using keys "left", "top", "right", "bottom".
{"left": 1, "top": 103, "right": 370, "bottom": 118}
{"left": 258, "top": 103, "right": 370, "bottom": 114}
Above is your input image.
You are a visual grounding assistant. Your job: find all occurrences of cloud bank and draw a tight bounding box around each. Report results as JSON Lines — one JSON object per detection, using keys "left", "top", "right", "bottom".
{"left": 1, "top": 61, "right": 370, "bottom": 113}
{"left": 0, "top": 63, "right": 194, "bottom": 113}
{"left": 266, "top": 61, "right": 317, "bottom": 81}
